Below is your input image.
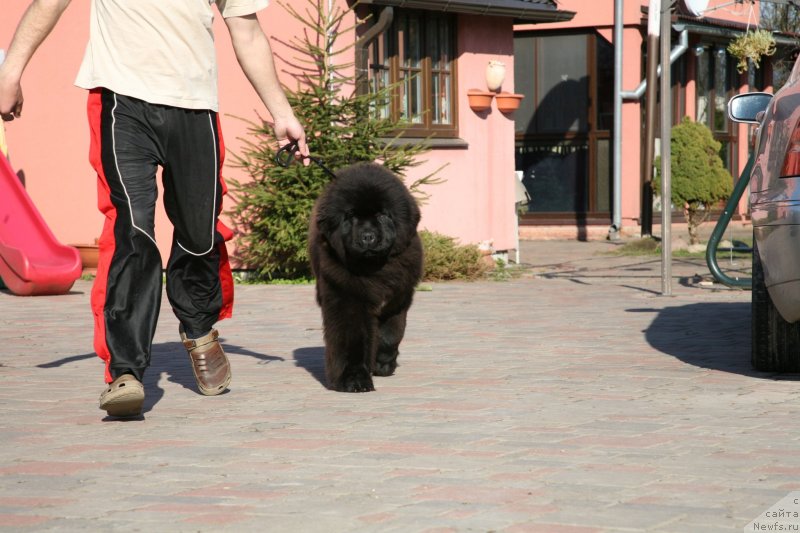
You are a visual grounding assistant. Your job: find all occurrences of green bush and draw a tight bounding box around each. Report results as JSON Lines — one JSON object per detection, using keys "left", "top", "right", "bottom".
{"left": 228, "top": 0, "right": 440, "bottom": 279}
{"left": 420, "top": 230, "right": 490, "bottom": 281}
{"left": 654, "top": 117, "right": 733, "bottom": 244}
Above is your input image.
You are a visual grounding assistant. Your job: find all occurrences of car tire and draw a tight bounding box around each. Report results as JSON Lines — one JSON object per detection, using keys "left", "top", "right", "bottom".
{"left": 751, "top": 237, "right": 800, "bottom": 372}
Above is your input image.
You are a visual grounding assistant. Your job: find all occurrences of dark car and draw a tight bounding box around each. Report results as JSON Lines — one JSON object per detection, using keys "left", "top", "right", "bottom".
{"left": 728, "top": 57, "right": 800, "bottom": 372}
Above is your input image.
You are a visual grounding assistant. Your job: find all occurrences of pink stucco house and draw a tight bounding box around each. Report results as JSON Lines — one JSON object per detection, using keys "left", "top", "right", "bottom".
{"left": 0, "top": 0, "right": 572, "bottom": 268}
{"left": 0, "top": 0, "right": 790, "bottom": 273}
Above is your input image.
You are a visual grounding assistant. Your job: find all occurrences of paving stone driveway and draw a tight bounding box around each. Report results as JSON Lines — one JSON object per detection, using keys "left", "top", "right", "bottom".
{"left": 1, "top": 239, "right": 796, "bottom": 532}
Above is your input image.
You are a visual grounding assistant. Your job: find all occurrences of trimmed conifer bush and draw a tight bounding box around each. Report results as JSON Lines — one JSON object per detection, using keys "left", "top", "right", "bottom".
{"left": 654, "top": 117, "right": 733, "bottom": 245}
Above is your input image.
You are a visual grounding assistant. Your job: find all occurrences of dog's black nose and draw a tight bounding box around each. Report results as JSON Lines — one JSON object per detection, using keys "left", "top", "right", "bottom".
{"left": 361, "top": 231, "right": 377, "bottom": 247}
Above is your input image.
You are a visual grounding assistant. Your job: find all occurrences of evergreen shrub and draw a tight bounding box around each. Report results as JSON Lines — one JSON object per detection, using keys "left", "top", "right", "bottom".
{"left": 654, "top": 117, "right": 733, "bottom": 244}
{"left": 420, "top": 230, "right": 490, "bottom": 281}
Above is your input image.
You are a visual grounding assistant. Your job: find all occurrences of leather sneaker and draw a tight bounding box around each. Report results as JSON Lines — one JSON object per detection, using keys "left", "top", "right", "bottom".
{"left": 99, "top": 374, "right": 145, "bottom": 418}
{"left": 181, "top": 329, "right": 231, "bottom": 396}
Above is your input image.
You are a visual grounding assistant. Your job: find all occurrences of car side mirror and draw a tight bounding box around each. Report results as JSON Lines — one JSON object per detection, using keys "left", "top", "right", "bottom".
{"left": 728, "top": 92, "right": 773, "bottom": 124}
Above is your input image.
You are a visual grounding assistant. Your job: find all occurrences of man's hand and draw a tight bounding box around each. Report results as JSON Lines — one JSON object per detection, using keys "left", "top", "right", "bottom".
{"left": 0, "top": 0, "right": 73, "bottom": 121}
{"left": 274, "top": 114, "right": 309, "bottom": 165}
{"left": 0, "top": 74, "right": 24, "bottom": 121}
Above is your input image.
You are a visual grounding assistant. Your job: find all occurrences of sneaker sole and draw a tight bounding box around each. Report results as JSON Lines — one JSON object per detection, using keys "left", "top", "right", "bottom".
{"left": 100, "top": 389, "right": 145, "bottom": 418}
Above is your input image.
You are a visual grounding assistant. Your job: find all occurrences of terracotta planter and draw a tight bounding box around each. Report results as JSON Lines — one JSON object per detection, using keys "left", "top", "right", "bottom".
{"left": 467, "top": 89, "right": 494, "bottom": 112}
{"left": 71, "top": 242, "right": 100, "bottom": 269}
{"left": 495, "top": 92, "right": 524, "bottom": 114}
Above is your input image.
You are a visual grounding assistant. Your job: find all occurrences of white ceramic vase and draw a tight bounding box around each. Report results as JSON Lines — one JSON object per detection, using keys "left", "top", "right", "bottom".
{"left": 485, "top": 60, "right": 506, "bottom": 92}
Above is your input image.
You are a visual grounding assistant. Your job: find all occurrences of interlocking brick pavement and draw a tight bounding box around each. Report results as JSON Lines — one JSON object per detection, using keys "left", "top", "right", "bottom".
{"left": 1, "top": 237, "right": 796, "bottom": 532}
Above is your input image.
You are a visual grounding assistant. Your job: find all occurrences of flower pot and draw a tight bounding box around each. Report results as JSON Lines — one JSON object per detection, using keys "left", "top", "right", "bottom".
{"left": 495, "top": 92, "right": 524, "bottom": 114}
{"left": 71, "top": 242, "right": 100, "bottom": 270}
{"left": 485, "top": 60, "right": 506, "bottom": 92}
{"left": 467, "top": 89, "right": 494, "bottom": 112}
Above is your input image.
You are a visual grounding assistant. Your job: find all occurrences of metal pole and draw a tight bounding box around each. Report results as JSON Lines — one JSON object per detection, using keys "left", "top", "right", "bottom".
{"left": 610, "top": 0, "right": 623, "bottom": 241}
{"left": 660, "top": 0, "right": 673, "bottom": 296}
{"left": 641, "top": 0, "right": 660, "bottom": 237}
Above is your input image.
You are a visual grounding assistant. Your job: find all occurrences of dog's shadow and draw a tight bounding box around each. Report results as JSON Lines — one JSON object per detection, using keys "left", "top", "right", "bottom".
{"left": 292, "top": 346, "right": 327, "bottom": 388}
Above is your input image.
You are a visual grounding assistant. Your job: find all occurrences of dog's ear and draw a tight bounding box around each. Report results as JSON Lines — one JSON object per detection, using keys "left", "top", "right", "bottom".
{"left": 409, "top": 197, "right": 421, "bottom": 227}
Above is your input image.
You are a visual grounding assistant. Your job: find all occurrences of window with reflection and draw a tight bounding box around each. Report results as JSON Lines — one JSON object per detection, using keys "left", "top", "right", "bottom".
{"left": 513, "top": 31, "right": 613, "bottom": 218}
{"left": 695, "top": 44, "right": 738, "bottom": 174}
{"left": 368, "top": 10, "right": 457, "bottom": 137}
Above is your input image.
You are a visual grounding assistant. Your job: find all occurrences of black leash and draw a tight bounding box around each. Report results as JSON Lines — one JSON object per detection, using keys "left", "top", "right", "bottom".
{"left": 275, "top": 140, "right": 338, "bottom": 180}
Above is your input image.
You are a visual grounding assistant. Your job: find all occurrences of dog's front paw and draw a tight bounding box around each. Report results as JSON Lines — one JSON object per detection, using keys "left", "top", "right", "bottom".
{"left": 372, "top": 359, "right": 397, "bottom": 377}
{"left": 335, "top": 367, "right": 375, "bottom": 393}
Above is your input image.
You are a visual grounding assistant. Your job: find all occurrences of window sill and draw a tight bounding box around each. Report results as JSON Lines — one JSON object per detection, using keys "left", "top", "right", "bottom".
{"left": 380, "top": 137, "right": 469, "bottom": 149}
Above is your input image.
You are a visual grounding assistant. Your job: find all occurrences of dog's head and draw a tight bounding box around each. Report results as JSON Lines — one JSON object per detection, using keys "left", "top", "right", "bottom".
{"left": 315, "top": 162, "right": 419, "bottom": 268}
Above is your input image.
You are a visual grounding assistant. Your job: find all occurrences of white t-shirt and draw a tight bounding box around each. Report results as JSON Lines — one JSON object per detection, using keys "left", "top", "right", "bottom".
{"left": 75, "top": 0, "right": 269, "bottom": 111}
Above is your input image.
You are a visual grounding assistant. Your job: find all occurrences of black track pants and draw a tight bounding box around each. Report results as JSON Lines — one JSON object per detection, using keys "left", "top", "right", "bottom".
{"left": 87, "top": 89, "right": 234, "bottom": 383}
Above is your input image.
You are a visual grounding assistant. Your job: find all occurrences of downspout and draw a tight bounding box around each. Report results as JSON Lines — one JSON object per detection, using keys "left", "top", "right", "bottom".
{"left": 613, "top": 25, "right": 687, "bottom": 241}
{"left": 355, "top": 7, "right": 394, "bottom": 96}
{"left": 621, "top": 28, "right": 688, "bottom": 101}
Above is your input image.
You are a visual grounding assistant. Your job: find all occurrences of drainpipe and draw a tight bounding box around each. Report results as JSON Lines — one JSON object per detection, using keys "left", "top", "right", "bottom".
{"left": 613, "top": 25, "right": 687, "bottom": 241}
{"left": 355, "top": 7, "right": 394, "bottom": 96}
{"left": 620, "top": 28, "right": 688, "bottom": 101}
{"left": 641, "top": 0, "right": 660, "bottom": 238}
{"left": 610, "top": 0, "right": 623, "bottom": 241}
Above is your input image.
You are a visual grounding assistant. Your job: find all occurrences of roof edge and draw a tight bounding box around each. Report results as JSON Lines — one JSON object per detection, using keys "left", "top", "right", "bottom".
{"left": 359, "top": 0, "right": 576, "bottom": 22}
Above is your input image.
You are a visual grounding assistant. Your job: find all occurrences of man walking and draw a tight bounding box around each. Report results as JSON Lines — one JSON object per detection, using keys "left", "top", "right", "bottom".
{"left": 0, "top": 0, "right": 308, "bottom": 418}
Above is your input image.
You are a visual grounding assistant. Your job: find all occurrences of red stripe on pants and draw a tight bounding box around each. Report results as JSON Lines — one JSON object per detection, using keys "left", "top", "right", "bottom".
{"left": 217, "top": 113, "right": 233, "bottom": 320}
{"left": 215, "top": 113, "right": 234, "bottom": 322}
{"left": 87, "top": 89, "right": 116, "bottom": 384}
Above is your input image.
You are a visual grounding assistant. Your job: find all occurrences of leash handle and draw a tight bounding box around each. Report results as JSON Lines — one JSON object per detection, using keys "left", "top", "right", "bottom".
{"left": 275, "top": 140, "right": 337, "bottom": 180}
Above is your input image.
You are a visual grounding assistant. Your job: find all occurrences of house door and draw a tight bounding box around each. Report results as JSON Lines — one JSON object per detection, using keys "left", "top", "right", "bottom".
{"left": 513, "top": 32, "right": 614, "bottom": 225}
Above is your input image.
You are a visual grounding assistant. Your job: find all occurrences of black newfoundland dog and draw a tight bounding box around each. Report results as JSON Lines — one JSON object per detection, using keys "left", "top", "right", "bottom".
{"left": 308, "top": 162, "right": 423, "bottom": 392}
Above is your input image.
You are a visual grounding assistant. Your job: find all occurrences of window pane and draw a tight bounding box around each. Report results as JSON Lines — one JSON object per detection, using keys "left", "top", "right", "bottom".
{"left": 401, "top": 71, "right": 423, "bottom": 124}
{"left": 432, "top": 74, "right": 440, "bottom": 123}
{"left": 714, "top": 48, "right": 729, "bottom": 132}
{"left": 513, "top": 34, "right": 535, "bottom": 134}
{"left": 440, "top": 21, "right": 450, "bottom": 66}
{"left": 595, "top": 139, "right": 611, "bottom": 212}
{"left": 516, "top": 139, "right": 589, "bottom": 212}
{"left": 534, "top": 35, "right": 588, "bottom": 133}
{"left": 697, "top": 51, "right": 710, "bottom": 127}
{"left": 404, "top": 16, "right": 421, "bottom": 69}
{"left": 368, "top": 33, "right": 391, "bottom": 119}
{"left": 595, "top": 35, "right": 614, "bottom": 131}
{"left": 428, "top": 19, "right": 440, "bottom": 70}
{"left": 428, "top": 13, "right": 452, "bottom": 126}
{"left": 442, "top": 74, "right": 452, "bottom": 124}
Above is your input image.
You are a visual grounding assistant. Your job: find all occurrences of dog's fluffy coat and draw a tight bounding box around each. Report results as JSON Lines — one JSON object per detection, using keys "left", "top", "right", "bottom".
{"left": 308, "top": 162, "right": 423, "bottom": 392}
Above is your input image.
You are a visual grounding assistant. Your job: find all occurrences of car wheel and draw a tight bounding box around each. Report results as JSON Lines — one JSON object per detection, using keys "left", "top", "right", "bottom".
{"left": 751, "top": 237, "right": 800, "bottom": 372}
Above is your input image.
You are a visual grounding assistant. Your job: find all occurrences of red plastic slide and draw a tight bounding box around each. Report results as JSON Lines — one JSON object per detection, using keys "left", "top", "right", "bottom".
{"left": 0, "top": 153, "right": 82, "bottom": 295}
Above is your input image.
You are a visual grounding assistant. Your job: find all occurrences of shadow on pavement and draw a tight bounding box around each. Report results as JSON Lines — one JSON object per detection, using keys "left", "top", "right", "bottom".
{"left": 292, "top": 346, "right": 327, "bottom": 388}
{"left": 37, "top": 339, "right": 284, "bottom": 414}
{"left": 633, "top": 302, "right": 779, "bottom": 378}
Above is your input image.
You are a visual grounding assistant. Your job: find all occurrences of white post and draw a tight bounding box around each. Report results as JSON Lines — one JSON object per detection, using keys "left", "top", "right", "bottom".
{"left": 610, "top": 0, "right": 623, "bottom": 240}
{"left": 660, "top": 2, "right": 672, "bottom": 296}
